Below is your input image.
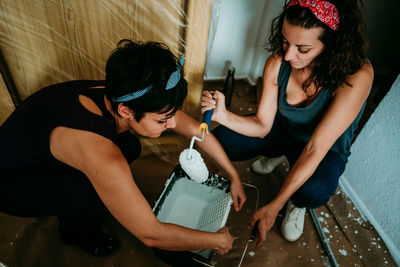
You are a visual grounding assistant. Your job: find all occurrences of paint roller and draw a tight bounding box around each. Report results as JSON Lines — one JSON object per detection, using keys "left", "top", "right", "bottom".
{"left": 179, "top": 93, "right": 214, "bottom": 183}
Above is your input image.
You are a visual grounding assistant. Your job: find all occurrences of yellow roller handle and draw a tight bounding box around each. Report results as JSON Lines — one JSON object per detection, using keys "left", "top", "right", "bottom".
{"left": 199, "top": 91, "right": 215, "bottom": 134}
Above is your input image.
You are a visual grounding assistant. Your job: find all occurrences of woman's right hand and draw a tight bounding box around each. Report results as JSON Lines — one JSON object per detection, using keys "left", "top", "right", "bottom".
{"left": 215, "top": 226, "right": 233, "bottom": 255}
{"left": 201, "top": 90, "right": 227, "bottom": 123}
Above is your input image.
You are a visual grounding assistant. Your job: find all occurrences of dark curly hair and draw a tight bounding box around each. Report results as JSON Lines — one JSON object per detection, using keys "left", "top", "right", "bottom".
{"left": 105, "top": 39, "right": 187, "bottom": 121}
{"left": 267, "top": 0, "right": 369, "bottom": 94}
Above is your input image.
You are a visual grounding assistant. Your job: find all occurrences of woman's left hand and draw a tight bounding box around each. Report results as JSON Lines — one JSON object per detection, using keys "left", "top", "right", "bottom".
{"left": 230, "top": 179, "right": 247, "bottom": 211}
{"left": 248, "top": 203, "right": 279, "bottom": 247}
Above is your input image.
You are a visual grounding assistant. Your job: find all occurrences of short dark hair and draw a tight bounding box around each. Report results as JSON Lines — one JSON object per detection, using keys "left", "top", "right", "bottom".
{"left": 105, "top": 39, "right": 188, "bottom": 121}
{"left": 267, "top": 0, "right": 369, "bottom": 93}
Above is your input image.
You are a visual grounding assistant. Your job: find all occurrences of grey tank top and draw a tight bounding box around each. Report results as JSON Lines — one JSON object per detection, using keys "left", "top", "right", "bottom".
{"left": 277, "top": 60, "right": 366, "bottom": 162}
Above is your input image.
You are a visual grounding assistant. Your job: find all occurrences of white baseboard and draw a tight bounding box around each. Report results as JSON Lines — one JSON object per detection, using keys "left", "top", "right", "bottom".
{"left": 204, "top": 74, "right": 259, "bottom": 86}
{"left": 339, "top": 176, "right": 400, "bottom": 265}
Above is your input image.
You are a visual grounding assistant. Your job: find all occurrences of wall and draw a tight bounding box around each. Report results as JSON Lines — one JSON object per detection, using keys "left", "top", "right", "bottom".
{"left": 339, "top": 75, "right": 400, "bottom": 265}
{"left": 205, "top": 0, "right": 399, "bottom": 82}
{"left": 248, "top": 0, "right": 283, "bottom": 83}
{"left": 0, "top": 0, "right": 212, "bottom": 120}
{"left": 205, "top": 0, "right": 283, "bottom": 83}
{"left": 0, "top": 0, "right": 213, "bottom": 158}
{"left": 0, "top": 74, "right": 14, "bottom": 124}
{"left": 0, "top": 1, "right": 181, "bottom": 99}
{"left": 364, "top": 0, "right": 400, "bottom": 76}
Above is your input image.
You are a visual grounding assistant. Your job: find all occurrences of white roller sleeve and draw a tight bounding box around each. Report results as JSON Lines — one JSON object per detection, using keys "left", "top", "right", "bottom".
{"left": 179, "top": 148, "right": 209, "bottom": 183}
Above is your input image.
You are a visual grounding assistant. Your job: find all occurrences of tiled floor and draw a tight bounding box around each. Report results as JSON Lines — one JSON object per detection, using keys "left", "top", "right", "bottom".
{"left": 0, "top": 79, "right": 397, "bottom": 267}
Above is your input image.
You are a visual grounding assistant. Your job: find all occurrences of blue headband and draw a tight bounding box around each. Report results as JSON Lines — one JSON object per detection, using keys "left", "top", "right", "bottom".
{"left": 112, "top": 55, "right": 184, "bottom": 102}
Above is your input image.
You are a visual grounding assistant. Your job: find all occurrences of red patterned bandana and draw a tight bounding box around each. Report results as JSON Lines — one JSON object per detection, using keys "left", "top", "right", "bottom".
{"left": 288, "top": 0, "right": 340, "bottom": 30}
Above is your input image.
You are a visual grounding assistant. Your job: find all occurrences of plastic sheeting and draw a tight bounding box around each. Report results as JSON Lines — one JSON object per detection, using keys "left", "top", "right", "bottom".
{"left": 0, "top": 0, "right": 213, "bottom": 152}
{"left": 0, "top": 0, "right": 185, "bottom": 97}
{"left": 0, "top": 74, "right": 14, "bottom": 124}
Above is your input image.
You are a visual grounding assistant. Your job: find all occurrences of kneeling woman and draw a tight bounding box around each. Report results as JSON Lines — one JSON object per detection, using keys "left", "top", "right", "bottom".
{"left": 202, "top": 0, "right": 373, "bottom": 245}
{"left": 0, "top": 40, "right": 246, "bottom": 256}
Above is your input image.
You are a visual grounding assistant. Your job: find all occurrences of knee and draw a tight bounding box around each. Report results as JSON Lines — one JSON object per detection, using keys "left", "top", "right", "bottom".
{"left": 211, "top": 126, "right": 236, "bottom": 158}
{"left": 291, "top": 182, "right": 336, "bottom": 209}
{"left": 211, "top": 126, "right": 229, "bottom": 145}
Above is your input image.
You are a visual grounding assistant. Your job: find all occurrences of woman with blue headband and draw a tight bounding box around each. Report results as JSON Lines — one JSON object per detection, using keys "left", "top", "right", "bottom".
{"left": 0, "top": 39, "right": 246, "bottom": 257}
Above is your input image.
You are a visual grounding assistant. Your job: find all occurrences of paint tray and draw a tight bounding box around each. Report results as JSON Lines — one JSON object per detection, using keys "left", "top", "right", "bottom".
{"left": 153, "top": 165, "right": 233, "bottom": 263}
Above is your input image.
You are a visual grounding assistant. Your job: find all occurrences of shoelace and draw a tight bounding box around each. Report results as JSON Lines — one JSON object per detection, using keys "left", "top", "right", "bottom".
{"left": 258, "top": 157, "right": 271, "bottom": 171}
{"left": 259, "top": 157, "right": 268, "bottom": 165}
{"left": 287, "top": 206, "right": 302, "bottom": 221}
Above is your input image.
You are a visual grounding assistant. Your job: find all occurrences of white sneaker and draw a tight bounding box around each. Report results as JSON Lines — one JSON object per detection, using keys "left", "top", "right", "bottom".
{"left": 251, "top": 155, "right": 287, "bottom": 174}
{"left": 281, "top": 200, "right": 306, "bottom": 242}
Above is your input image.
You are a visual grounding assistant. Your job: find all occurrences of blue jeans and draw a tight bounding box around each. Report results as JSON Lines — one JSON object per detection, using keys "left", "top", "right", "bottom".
{"left": 212, "top": 116, "right": 345, "bottom": 209}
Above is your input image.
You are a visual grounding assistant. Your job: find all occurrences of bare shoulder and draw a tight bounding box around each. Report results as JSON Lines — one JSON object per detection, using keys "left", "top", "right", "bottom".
{"left": 348, "top": 61, "right": 374, "bottom": 85}
{"left": 264, "top": 53, "right": 282, "bottom": 73}
{"left": 50, "top": 126, "right": 122, "bottom": 172}
{"left": 263, "top": 53, "right": 283, "bottom": 85}
{"left": 336, "top": 61, "right": 374, "bottom": 97}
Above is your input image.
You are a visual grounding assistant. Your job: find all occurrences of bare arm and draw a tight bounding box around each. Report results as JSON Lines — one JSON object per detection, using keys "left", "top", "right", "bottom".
{"left": 172, "top": 110, "right": 247, "bottom": 211}
{"left": 250, "top": 62, "right": 374, "bottom": 246}
{"left": 49, "top": 128, "right": 232, "bottom": 253}
{"left": 272, "top": 62, "right": 373, "bottom": 209}
{"left": 201, "top": 55, "right": 281, "bottom": 138}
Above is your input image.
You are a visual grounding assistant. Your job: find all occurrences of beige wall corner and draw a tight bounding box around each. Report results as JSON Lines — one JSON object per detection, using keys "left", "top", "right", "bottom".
{"left": 182, "top": 0, "right": 213, "bottom": 120}
{"left": 0, "top": 0, "right": 184, "bottom": 99}
{"left": 0, "top": 74, "right": 15, "bottom": 125}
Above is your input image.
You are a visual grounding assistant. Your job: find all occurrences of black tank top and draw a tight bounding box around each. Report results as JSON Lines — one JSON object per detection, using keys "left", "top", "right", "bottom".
{"left": 0, "top": 80, "right": 122, "bottom": 171}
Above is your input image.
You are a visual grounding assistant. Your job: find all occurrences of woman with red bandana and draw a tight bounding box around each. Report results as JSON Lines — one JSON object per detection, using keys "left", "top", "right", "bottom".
{"left": 202, "top": 0, "right": 373, "bottom": 244}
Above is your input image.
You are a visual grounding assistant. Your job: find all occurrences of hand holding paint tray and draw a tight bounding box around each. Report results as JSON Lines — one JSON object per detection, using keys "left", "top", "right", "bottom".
{"left": 153, "top": 94, "right": 234, "bottom": 264}
{"left": 152, "top": 166, "right": 233, "bottom": 264}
